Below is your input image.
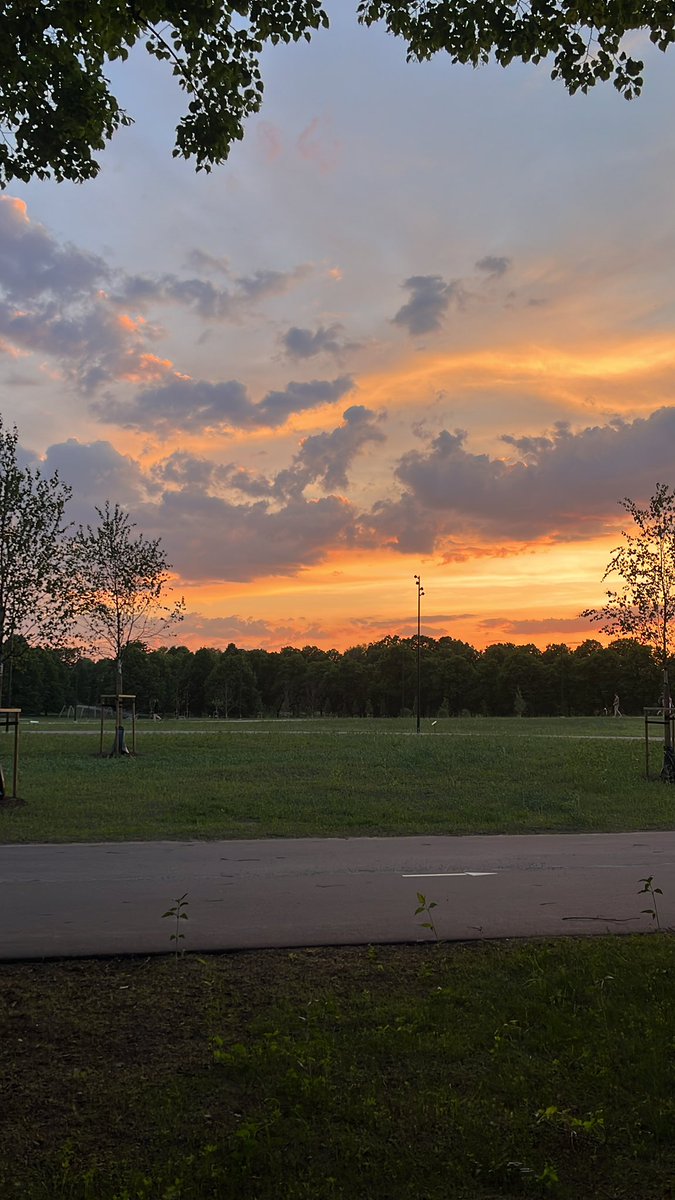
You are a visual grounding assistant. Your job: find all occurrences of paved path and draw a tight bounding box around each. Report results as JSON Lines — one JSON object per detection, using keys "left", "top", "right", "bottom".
{"left": 1, "top": 831, "right": 674, "bottom": 959}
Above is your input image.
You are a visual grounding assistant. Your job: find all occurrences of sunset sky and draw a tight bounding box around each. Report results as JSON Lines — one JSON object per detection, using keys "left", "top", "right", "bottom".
{"left": 2, "top": 5, "right": 675, "bottom": 653}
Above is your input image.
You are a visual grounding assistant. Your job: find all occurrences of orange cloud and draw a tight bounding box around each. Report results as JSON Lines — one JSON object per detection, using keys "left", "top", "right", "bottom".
{"left": 4, "top": 196, "right": 28, "bottom": 222}
{"left": 360, "top": 332, "right": 675, "bottom": 405}
{"left": 342, "top": 332, "right": 675, "bottom": 468}
{"left": 117, "top": 313, "right": 147, "bottom": 333}
{"left": 118, "top": 353, "right": 175, "bottom": 385}
{"left": 0, "top": 337, "right": 27, "bottom": 359}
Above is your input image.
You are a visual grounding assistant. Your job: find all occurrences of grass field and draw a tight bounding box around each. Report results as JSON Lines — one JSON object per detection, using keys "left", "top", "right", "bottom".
{"left": 2, "top": 719, "right": 674, "bottom": 1199}
{"left": 2, "top": 935, "right": 674, "bottom": 1199}
{"left": 0, "top": 715, "right": 670, "bottom": 844}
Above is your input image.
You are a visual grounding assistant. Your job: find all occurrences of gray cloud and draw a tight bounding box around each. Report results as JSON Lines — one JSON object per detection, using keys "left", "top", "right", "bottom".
{"left": 236, "top": 266, "right": 312, "bottom": 300}
{"left": 0, "top": 197, "right": 106, "bottom": 302}
{"left": 373, "top": 406, "right": 675, "bottom": 552}
{"left": 0, "top": 198, "right": 317, "bottom": 395}
{"left": 143, "top": 408, "right": 384, "bottom": 579}
{"left": 281, "top": 323, "right": 360, "bottom": 360}
{"left": 35, "top": 434, "right": 362, "bottom": 583}
{"left": 184, "top": 248, "right": 230, "bottom": 276}
{"left": 220, "top": 405, "right": 385, "bottom": 501}
{"left": 43, "top": 438, "right": 152, "bottom": 526}
{"left": 122, "top": 274, "right": 233, "bottom": 319}
{"left": 157, "top": 489, "right": 357, "bottom": 582}
{"left": 42, "top": 399, "right": 675, "bottom": 590}
{"left": 152, "top": 452, "right": 219, "bottom": 490}
{"left": 280, "top": 404, "right": 385, "bottom": 494}
{"left": 94, "top": 375, "right": 355, "bottom": 434}
{"left": 178, "top": 610, "right": 333, "bottom": 650}
{"left": 500, "top": 430, "right": 563, "bottom": 460}
{"left": 391, "top": 258, "right": 515, "bottom": 337}
{"left": 0, "top": 297, "right": 168, "bottom": 393}
{"left": 216, "top": 465, "right": 275, "bottom": 498}
{"left": 255, "top": 376, "right": 355, "bottom": 427}
{"left": 92, "top": 378, "right": 252, "bottom": 432}
{"left": 113, "top": 266, "right": 312, "bottom": 321}
{"left": 369, "top": 491, "right": 441, "bottom": 556}
{"left": 0, "top": 200, "right": 173, "bottom": 392}
{"left": 475, "top": 255, "right": 512, "bottom": 278}
{"left": 479, "top": 616, "right": 596, "bottom": 634}
{"left": 392, "top": 275, "right": 466, "bottom": 335}
{"left": 35, "top": 433, "right": 361, "bottom": 582}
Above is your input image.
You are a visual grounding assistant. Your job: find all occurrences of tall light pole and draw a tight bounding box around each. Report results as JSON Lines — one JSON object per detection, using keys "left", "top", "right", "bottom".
{"left": 414, "top": 574, "right": 424, "bottom": 734}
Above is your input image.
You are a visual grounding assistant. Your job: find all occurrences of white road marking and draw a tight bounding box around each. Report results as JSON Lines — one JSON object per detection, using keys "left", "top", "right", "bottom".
{"left": 402, "top": 871, "right": 497, "bottom": 878}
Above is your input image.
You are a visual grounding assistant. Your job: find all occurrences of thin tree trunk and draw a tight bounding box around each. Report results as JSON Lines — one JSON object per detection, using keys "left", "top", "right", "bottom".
{"left": 660, "top": 667, "right": 675, "bottom": 782}
{"left": 113, "top": 656, "right": 128, "bottom": 755}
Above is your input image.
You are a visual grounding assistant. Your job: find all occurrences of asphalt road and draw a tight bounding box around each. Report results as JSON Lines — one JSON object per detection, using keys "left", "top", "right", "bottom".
{"left": 1, "top": 830, "right": 674, "bottom": 959}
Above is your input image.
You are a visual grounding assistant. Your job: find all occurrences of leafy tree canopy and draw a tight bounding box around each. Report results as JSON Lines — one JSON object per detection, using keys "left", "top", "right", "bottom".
{"left": 582, "top": 483, "right": 675, "bottom": 669}
{"left": 1, "top": 0, "right": 673, "bottom": 186}
{"left": 69, "top": 500, "right": 184, "bottom": 692}
{"left": 359, "top": 1, "right": 672, "bottom": 96}
{"left": 0, "top": 416, "right": 72, "bottom": 701}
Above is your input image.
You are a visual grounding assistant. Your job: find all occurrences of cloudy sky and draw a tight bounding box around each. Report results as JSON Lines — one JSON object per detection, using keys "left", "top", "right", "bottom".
{"left": 2, "top": 5, "right": 675, "bottom": 652}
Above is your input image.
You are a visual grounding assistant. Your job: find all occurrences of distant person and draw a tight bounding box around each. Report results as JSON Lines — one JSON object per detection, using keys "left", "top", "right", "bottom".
{"left": 613, "top": 693, "right": 622, "bottom": 717}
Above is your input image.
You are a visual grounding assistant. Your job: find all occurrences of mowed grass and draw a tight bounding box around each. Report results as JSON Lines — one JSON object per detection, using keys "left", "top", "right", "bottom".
{"left": 3, "top": 726, "right": 674, "bottom": 1199}
{"left": 2, "top": 935, "right": 675, "bottom": 1199}
{"left": 0, "top": 715, "right": 670, "bottom": 843}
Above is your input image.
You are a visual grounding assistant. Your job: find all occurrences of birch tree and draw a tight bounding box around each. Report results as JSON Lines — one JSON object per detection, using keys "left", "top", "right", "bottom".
{"left": 70, "top": 501, "right": 184, "bottom": 712}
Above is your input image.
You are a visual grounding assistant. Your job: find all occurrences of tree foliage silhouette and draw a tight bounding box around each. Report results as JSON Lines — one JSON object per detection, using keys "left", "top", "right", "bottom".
{"left": 1, "top": 1, "right": 673, "bottom": 186}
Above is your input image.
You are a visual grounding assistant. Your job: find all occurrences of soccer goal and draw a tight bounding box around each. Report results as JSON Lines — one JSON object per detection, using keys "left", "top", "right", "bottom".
{"left": 76, "top": 704, "right": 113, "bottom": 721}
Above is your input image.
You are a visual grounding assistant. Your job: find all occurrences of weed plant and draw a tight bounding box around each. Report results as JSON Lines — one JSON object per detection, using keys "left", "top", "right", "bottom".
{"left": 162, "top": 891, "right": 189, "bottom": 958}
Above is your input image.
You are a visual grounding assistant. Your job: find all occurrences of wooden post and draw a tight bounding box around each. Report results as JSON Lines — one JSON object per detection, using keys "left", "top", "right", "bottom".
{"left": 0, "top": 709, "right": 21, "bottom": 799}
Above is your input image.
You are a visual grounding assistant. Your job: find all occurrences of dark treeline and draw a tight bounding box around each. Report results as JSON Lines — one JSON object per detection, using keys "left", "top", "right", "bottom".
{"left": 4, "top": 634, "right": 666, "bottom": 719}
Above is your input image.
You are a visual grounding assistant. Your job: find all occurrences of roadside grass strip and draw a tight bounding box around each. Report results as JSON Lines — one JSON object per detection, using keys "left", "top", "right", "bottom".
{"left": 1, "top": 935, "right": 674, "bottom": 1198}
{"left": 0, "top": 716, "right": 671, "bottom": 843}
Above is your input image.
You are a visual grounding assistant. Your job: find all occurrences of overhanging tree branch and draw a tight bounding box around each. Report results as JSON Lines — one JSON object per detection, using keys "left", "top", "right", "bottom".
{"left": 0, "top": 1, "right": 672, "bottom": 186}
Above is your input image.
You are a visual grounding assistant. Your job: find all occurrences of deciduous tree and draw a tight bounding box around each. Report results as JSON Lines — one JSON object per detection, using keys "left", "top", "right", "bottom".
{"left": 69, "top": 501, "right": 184, "bottom": 733}
{"left": 204, "top": 644, "right": 261, "bottom": 717}
{"left": 582, "top": 483, "right": 675, "bottom": 772}
{"left": 359, "top": 1, "right": 669, "bottom": 99}
{"left": 0, "top": 418, "right": 72, "bottom": 707}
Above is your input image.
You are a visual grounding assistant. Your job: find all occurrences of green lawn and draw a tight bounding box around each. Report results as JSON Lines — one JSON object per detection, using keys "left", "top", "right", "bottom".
{"left": 0, "top": 715, "right": 669, "bottom": 843}
{"left": 2, "top": 718, "right": 673, "bottom": 1199}
{"left": 2, "top": 935, "right": 674, "bottom": 1199}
